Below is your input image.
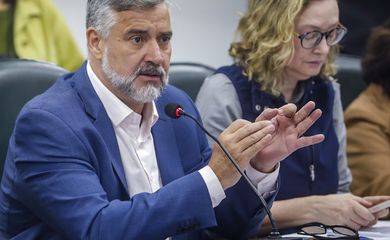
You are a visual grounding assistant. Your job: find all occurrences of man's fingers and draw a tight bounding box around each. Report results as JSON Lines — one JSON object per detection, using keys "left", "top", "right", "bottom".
{"left": 241, "top": 134, "right": 273, "bottom": 161}
{"left": 256, "top": 108, "right": 278, "bottom": 121}
{"left": 218, "top": 120, "right": 276, "bottom": 172}
{"left": 223, "top": 119, "right": 251, "bottom": 134}
{"left": 232, "top": 120, "right": 273, "bottom": 143}
{"left": 238, "top": 124, "right": 275, "bottom": 152}
{"left": 219, "top": 120, "right": 275, "bottom": 156}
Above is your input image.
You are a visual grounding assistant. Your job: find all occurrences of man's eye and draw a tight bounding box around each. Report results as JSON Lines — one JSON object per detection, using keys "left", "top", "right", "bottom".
{"left": 160, "top": 35, "right": 171, "bottom": 44}
{"left": 130, "top": 36, "right": 142, "bottom": 44}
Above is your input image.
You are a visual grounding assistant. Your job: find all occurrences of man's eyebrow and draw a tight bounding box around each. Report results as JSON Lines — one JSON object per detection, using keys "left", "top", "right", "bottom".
{"left": 126, "top": 29, "right": 148, "bottom": 35}
{"left": 160, "top": 31, "right": 173, "bottom": 37}
{"left": 125, "top": 29, "right": 173, "bottom": 37}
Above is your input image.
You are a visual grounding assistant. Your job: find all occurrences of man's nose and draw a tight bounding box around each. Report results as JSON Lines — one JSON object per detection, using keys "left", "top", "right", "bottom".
{"left": 145, "top": 40, "right": 164, "bottom": 65}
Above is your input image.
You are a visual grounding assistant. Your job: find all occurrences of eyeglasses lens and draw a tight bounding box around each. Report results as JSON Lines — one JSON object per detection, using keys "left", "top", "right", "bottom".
{"left": 301, "top": 225, "right": 326, "bottom": 235}
{"left": 302, "top": 32, "right": 322, "bottom": 48}
{"left": 332, "top": 226, "right": 356, "bottom": 236}
{"left": 302, "top": 27, "right": 346, "bottom": 48}
{"left": 327, "top": 28, "right": 346, "bottom": 46}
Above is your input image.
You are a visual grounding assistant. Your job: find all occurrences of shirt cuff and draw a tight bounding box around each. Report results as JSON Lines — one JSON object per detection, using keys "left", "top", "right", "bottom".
{"left": 245, "top": 163, "right": 279, "bottom": 197}
{"left": 199, "top": 166, "right": 226, "bottom": 208}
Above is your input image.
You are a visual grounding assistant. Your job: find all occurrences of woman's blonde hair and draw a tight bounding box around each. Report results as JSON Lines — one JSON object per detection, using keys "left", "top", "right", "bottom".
{"left": 229, "top": 0, "right": 339, "bottom": 95}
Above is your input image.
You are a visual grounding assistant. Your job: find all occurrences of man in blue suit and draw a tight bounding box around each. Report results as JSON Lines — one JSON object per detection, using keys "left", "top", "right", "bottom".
{"left": 0, "top": 0, "right": 324, "bottom": 239}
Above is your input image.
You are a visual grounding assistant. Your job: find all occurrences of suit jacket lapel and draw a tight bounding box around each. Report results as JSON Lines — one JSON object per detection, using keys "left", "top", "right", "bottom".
{"left": 71, "top": 63, "right": 128, "bottom": 193}
{"left": 153, "top": 100, "right": 184, "bottom": 185}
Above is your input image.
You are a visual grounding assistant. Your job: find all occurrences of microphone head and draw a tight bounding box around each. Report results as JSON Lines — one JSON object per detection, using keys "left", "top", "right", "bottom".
{"left": 164, "top": 103, "right": 183, "bottom": 119}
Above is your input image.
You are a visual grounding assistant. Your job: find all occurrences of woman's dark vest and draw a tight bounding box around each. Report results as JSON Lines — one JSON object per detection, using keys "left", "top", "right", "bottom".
{"left": 216, "top": 64, "right": 339, "bottom": 200}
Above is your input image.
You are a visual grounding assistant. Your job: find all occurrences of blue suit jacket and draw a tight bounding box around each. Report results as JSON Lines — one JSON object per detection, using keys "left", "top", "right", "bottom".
{"left": 0, "top": 64, "right": 273, "bottom": 239}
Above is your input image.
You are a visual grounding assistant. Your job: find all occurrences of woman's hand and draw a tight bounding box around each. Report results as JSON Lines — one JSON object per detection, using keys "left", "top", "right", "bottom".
{"left": 309, "top": 193, "right": 377, "bottom": 230}
{"left": 250, "top": 101, "right": 324, "bottom": 171}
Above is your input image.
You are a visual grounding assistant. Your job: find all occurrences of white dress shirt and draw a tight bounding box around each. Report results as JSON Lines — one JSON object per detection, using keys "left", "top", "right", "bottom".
{"left": 87, "top": 62, "right": 278, "bottom": 208}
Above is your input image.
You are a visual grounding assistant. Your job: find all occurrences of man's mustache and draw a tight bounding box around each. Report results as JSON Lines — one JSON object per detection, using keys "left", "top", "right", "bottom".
{"left": 135, "top": 63, "right": 165, "bottom": 81}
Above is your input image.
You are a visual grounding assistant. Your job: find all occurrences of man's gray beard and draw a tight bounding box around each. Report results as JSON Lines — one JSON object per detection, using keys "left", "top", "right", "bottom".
{"left": 101, "top": 50, "right": 167, "bottom": 103}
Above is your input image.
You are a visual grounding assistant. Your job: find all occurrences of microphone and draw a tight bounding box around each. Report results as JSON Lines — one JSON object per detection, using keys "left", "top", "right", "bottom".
{"left": 165, "top": 103, "right": 290, "bottom": 239}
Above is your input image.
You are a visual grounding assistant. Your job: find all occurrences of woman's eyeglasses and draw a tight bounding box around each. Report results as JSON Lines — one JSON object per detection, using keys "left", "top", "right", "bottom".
{"left": 296, "top": 25, "right": 348, "bottom": 49}
{"left": 298, "top": 222, "right": 359, "bottom": 239}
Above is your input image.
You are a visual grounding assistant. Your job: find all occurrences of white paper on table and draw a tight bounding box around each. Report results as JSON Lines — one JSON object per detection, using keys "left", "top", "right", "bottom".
{"left": 359, "top": 220, "right": 390, "bottom": 239}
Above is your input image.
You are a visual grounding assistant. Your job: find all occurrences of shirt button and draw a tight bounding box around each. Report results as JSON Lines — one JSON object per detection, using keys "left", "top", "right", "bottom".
{"left": 255, "top": 105, "right": 262, "bottom": 112}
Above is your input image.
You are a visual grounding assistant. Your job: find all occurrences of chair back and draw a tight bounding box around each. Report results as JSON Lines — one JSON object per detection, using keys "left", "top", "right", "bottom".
{"left": 0, "top": 58, "right": 68, "bottom": 175}
{"left": 335, "top": 54, "right": 366, "bottom": 110}
{"left": 169, "top": 62, "right": 215, "bottom": 101}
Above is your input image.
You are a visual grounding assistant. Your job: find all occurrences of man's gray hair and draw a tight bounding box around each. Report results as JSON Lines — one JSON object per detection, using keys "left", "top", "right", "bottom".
{"left": 86, "top": 0, "right": 166, "bottom": 39}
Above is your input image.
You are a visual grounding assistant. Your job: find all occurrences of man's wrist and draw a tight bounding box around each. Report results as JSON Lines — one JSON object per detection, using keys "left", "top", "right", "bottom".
{"left": 199, "top": 166, "right": 226, "bottom": 208}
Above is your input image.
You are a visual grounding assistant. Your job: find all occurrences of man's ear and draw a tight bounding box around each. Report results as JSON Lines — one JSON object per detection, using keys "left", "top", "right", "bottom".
{"left": 87, "top": 27, "right": 104, "bottom": 60}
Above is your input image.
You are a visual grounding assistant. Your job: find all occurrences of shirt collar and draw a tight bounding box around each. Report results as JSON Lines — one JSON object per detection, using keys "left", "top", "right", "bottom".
{"left": 86, "top": 61, "right": 159, "bottom": 130}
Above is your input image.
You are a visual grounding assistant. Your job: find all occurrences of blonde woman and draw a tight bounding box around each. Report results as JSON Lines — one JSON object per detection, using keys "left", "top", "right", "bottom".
{"left": 196, "top": 0, "right": 390, "bottom": 234}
